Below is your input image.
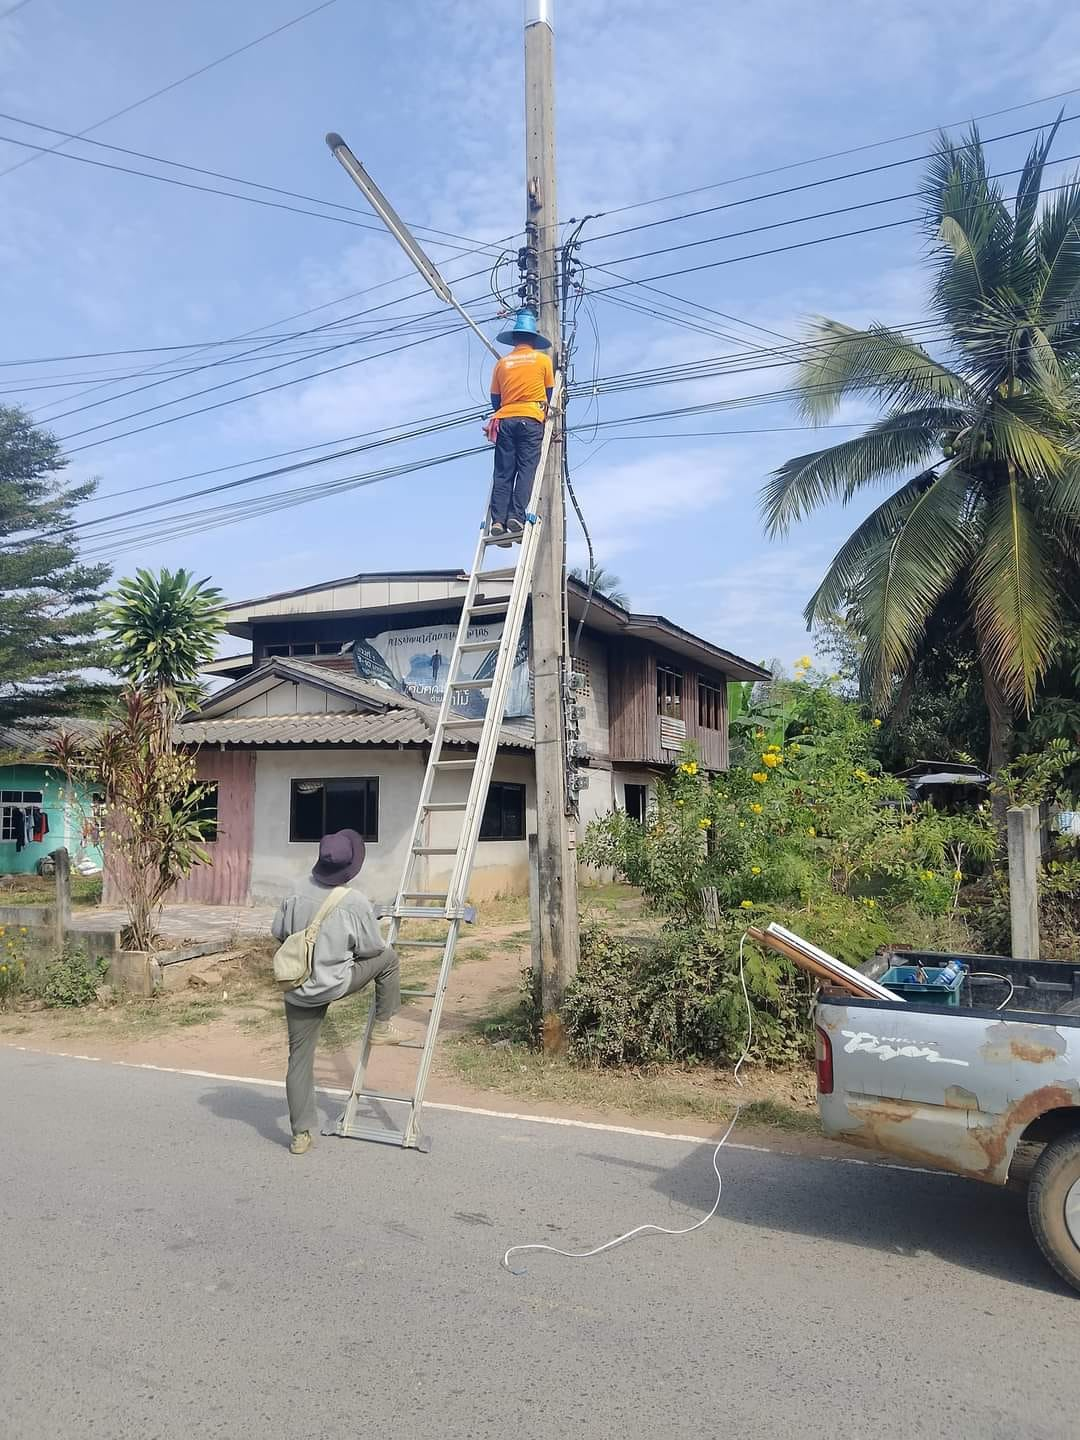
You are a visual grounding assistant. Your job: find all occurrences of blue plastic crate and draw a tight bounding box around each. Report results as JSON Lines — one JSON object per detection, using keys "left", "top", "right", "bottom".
{"left": 881, "top": 963, "right": 966, "bottom": 1006}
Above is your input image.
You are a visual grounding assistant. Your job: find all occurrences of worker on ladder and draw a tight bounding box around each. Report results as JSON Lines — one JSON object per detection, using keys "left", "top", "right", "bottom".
{"left": 485, "top": 308, "right": 554, "bottom": 542}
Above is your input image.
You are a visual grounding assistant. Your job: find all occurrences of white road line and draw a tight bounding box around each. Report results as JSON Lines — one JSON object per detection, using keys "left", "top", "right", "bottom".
{"left": 5, "top": 1043, "right": 951, "bottom": 1177}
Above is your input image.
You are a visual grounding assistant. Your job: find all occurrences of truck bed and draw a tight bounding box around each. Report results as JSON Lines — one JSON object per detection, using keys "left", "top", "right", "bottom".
{"left": 816, "top": 951, "right": 1080, "bottom": 1185}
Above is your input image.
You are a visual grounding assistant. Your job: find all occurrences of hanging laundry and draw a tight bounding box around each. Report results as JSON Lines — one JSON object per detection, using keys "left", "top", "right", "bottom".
{"left": 32, "top": 810, "right": 48, "bottom": 844}
{"left": 12, "top": 808, "right": 26, "bottom": 852}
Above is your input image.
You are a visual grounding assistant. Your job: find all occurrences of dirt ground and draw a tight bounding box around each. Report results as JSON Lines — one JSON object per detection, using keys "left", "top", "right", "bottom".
{"left": 0, "top": 888, "right": 828, "bottom": 1150}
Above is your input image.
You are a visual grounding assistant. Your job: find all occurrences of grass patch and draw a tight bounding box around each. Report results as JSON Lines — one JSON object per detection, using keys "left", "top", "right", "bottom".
{"left": 0, "top": 874, "right": 102, "bottom": 908}
{"left": 440, "top": 1033, "right": 819, "bottom": 1135}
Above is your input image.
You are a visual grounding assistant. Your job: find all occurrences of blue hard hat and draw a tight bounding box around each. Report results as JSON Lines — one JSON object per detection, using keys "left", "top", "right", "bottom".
{"left": 496, "top": 307, "right": 552, "bottom": 350}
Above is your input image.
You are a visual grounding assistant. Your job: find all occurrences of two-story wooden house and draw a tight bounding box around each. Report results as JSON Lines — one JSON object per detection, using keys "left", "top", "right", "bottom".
{"left": 166, "top": 570, "right": 767, "bottom": 905}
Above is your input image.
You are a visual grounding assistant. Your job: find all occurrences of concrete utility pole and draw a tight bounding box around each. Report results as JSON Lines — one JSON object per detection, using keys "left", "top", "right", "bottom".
{"left": 524, "top": 0, "right": 580, "bottom": 1048}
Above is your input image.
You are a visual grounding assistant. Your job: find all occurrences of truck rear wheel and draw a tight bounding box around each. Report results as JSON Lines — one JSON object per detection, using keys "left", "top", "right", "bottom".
{"left": 1028, "top": 1131, "right": 1080, "bottom": 1295}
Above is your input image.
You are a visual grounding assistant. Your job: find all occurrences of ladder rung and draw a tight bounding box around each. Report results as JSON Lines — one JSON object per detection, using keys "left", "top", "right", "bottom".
{"left": 395, "top": 906, "right": 465, "bottom": 919}
{"left": 396, "top": 940, "right": 446, "bottom": 950}
{"left": 474, "top": 568, "right": 517, "bottom": 582}
{"left": 354, "top": 1089, "right": 414, "bottom": 1105}
{"left": 400, "top": 890, "right": 448, "bottom": 899}
{"left": 481, "top": 531, "right": 523, "bottom": 548}
{"left": 421, "top": 801, "right": 467, "bottom": 811}
{"left": 441, "top": 717, "right": 485, "bottom": 729}
{"left": 432, "top": 759, "right": 475, "bottom": 769}
{"left": 469, "top": 600, "right": 510, "bottom": 615}
{"left": 412, "top": 845, "right": 458, "bottom": 854}
{"left": 333, "top": 1124, "right": 409, "bottom": 1146}
{"left": 401, "top": 987, "right": 438, "bottom": 997}
{"left": 457, "top": 639, "right": 500, "bottom": 653}
{"left": 450, "top": 677, "right": 493, "bottom": 690}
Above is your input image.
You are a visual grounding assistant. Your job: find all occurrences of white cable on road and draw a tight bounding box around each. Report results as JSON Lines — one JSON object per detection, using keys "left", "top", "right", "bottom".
{"left": 501, "top": 934, "right": 755, "bottom": 1275}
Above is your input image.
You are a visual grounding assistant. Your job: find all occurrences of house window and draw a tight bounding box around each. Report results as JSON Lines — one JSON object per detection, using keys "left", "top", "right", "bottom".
{"left": 479, "top": 782, "right": 526, "bottom": 842}
{"left": 265, "top": 641, "right": 341, "bottom": 660}
{"left": 290, "top": 778, "right": 379, "bottom": 843}
{"left": 699, "top": 681, "right": 724, "bottom": 731}
{"left": 1, "top": 790, "right": 43, "bottom": 843}
{"left": 657, "top": 666, "right": 683, "bottom": 719}
{"left": 572, "top": 656, "right": 591, "bottom": 697}
{"left": 624, "top": 784, "right": 648, "bottom": 823}
{"left": 265, "top": 644, "right": 291, "bottom": 657}
{"left": 192, "top": 782, "right": 219, "bottom": 843}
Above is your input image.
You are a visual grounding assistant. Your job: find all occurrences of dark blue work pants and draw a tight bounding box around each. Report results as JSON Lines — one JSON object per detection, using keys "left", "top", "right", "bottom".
{"left": 490, "top": 417, "right": 543, "bottom": 526}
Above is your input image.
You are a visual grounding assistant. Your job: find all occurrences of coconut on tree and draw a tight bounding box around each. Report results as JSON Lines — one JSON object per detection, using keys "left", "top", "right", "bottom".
{"left": 761, "top": 120, "right": 1080, "bottom": 773}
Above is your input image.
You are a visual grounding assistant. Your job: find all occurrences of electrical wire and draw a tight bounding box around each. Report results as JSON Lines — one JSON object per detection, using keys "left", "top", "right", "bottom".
{"left": 0, "top": 110, "right": 514, "bottom": 258}
{"left": 571, "top": 84, "right": 1080, "bottom": 228}
{"left": 578, "top": 110, "right": 1080, "bottom": 246}
{"left": 500, "top": 934, "right": 754, "bottom": 1275}
{"left": 0, "top": 0, "right": 341, "bottom": 179}
{"left": 0, "top": 0, "right": 35, "bottom": 18}
{"left": 970, "top": 972, "right": 1017, "bottom": 1011}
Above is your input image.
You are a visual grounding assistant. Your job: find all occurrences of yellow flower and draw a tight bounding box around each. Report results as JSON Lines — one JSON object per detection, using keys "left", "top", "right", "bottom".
{"left": 750, "top": 803, "right": 763, "bottom": 815}
{"left": 738, "top": 821, "right": 746, "bottom": 828}
{"left": 751, "top": 865, "right": 761, "bottom": 875}
{"left": 762, "top": 753, "right": 779, "bottom": 768}
{"left": 698, "top": 818, "right": 712, "bottom": 830}
{"left": 18, "top": 926, "right": 27, "bottom": 935}
{"left": 679, "top": 760, "right": 698, "bottom": 776}
{"left": 952, "top": 870, "right": 963, "bottom": 882}
{"left": 676, "top": 799, "right": 684, "bottom": 807}
{"left": 922, "top": 870, "right": 935, "bottom": 881}
{"left": 807, "top": 826, "right": 816, "bottom": 837}
{"left": 862, "top": 898, "right": 877, "bottom": 909}
{"left": 871, "top": 718, "right": 882, "bottom": 728}
{"left": 752, "top": 771, "right": 768, "bottom": 784}
{"left": 789, "top": 743, "right": 800, "bottom": 754}
{"left": 0, "top": 964, "right": 6, "bottom": 973}
{"left": 795, "top": 655, "right": 812, "bottom": 670}
{"left": 754, "top": 729, "right": 765, "bottom": 739}
{"left": 739, "top": 900, "right": 754, "bottom": 910}
{"left": 767, "top": 743, "right": 782, "bottom": 753}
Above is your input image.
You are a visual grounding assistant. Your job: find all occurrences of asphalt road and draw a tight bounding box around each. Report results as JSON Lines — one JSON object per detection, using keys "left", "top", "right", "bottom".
{"left": 2, "top": 1048, "right": 1077, "bottom": 1440}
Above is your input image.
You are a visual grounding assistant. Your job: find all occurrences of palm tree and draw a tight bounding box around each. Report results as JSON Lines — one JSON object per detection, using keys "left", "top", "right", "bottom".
{"left": 100, "top": 567, "right": 224, "bottom": 744}
{"left": 760, "top": 121, "right": 1080, "bottom": 773}
{"left": 569, "top": 564, "right": 629, "bottom": 608}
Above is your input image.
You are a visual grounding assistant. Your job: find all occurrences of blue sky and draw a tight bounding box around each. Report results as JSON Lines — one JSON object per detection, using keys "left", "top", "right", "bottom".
{"left": 3, "top": 0, "right": 1080, "bottom": 669}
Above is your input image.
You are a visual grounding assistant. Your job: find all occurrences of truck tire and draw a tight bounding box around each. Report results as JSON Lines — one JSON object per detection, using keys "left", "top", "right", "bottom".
{"left": 1028, "top": 1130, "right": 1080, "bottom": 1295}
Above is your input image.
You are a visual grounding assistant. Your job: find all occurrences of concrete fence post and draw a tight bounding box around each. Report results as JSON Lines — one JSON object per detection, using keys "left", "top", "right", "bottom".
{"left": 1006, "top": 805, "right": 1040, "bottom": 960}
{"left": 51, "top": 847, "right": 70, "bottom": 953}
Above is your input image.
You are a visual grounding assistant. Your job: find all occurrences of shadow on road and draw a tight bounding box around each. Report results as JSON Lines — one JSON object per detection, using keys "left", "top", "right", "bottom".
{"left": 584, "top": 1136, "right": 1072, "bottom": 1298}
{"left": 198, "top": 1084, "right": 341, "bottom": 1148}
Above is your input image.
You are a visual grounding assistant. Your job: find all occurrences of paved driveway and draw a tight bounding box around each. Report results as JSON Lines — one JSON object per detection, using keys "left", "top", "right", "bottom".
{"left": 3, "top": 1047, "right": 1077, "bottom": 1439}
{"left": 74, "top": 902, "right": 276, "bottom": 942}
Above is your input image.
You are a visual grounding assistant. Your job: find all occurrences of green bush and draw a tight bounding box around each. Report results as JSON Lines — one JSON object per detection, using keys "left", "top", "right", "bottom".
{"left": 35, "top": 945, "right": 109, "bottom": 1008}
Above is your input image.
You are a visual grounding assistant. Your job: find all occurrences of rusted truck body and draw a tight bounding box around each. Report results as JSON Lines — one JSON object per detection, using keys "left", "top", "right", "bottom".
{"left": 816, "top": 952, "right": 1080, "bottom": 1292}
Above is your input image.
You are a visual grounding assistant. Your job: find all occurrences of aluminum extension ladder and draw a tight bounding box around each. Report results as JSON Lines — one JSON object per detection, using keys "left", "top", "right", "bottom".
{"left": 328, "top": 375, "right": 563, "bottom": 1150}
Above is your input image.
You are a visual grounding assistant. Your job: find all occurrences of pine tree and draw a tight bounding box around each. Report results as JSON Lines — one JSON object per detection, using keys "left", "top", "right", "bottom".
{"left": 0, "top": 406, "right": 111, "bottom": 728}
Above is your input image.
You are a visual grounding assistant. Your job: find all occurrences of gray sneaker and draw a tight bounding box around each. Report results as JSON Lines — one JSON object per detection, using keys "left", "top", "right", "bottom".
{"left": 506, "top": 519, "right": 524, "bottom": 540}
{"left": 290, "top": 1131, "right": 313, "bottom": 1156}
{"left": 370, "top": 1019, "right": 406, "bottom": 1046}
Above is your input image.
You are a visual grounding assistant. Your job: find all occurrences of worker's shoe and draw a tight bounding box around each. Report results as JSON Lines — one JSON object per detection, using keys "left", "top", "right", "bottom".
{"left": 370, "top": 1019, "right": 405, "bottom": 1046}
{"left": 506, "top": 519, "right": 524, "bottom": 540}
{"left": 289, "top": 1131, "right": 313, "bottom": 1156}
{"left": 489, "top": 520, "right": 507, "bottom": 539}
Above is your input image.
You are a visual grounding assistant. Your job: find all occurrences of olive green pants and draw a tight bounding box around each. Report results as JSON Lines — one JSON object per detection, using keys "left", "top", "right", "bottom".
{"left": 283, "top": 948, "right": 400, "bottom": 1137}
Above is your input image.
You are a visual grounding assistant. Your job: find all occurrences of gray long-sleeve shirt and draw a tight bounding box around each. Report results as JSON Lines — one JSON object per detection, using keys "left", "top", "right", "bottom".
{"left": 272, "top": 876, "right": 388, "bottom": 1007}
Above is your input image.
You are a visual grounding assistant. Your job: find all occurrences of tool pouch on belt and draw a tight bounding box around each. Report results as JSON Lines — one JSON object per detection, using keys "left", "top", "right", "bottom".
{"left": 482, "top": 416, "right": 500, "bottom": 445}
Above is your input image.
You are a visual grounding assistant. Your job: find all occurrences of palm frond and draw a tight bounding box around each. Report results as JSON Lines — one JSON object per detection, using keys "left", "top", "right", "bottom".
{"left": 793, "top": 318, "right": 972, "bottom": 423}
{"left": 854, "top": 466, "right": 978, "bottom": 705}
{"left": 1034, "top": 175, "right": 1080, "bottom": 324}
{"left": 1011, "top": 117, "right": 1062, "bottom": 286}
{"left": 804, "top": 469, "right": 940, "bottom": 623}
{"left": 761, "top": 408, "right": 957, "bottom": 536}
{"left": 924, "top": 126, "right": 1012, "bottom": 321}
{"left": 968, "top": 476, "right": 1057, "bottom": 711}
{"left": 987, "top": 396, "right": 1068, "bottom": 479}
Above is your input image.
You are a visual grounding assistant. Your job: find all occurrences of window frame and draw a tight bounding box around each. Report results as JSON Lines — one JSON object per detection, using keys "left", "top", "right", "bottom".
{"left": 624, "top": 783, "right": 648, "bottom": 823}
{"left": 288, "top": 777, "right": 380, "bottom": 844}
{"left": 1, "top": 789, "right": 44, "bottom": 843}
{"left": 656, "top": 665, "right": 683, "bottom": 719}
{"left": 478, "top": 781, "right": 526, "bottom": 843}
{"left": 698, "top": 680, "right": 724, "bottom": 731}
{"left": 192, "top": 781, "right": 220, "bottom": 843}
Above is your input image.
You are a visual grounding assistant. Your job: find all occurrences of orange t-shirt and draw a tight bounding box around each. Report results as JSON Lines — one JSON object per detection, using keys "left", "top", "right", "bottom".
{"left": 491, "top": 345, "right": 554, "bottom": 422}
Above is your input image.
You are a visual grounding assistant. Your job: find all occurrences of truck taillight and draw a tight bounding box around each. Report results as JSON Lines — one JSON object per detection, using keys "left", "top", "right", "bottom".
{"left": 815, "top": 1025, "right": 833, "bottom": 1095}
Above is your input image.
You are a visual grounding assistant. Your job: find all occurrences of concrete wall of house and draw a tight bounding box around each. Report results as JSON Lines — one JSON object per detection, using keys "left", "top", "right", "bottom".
{"left": 249, "top": 748, "right": 536, "bottom": 904}
{"left": 0, "top": 764, "right": 102, "bottom": 876}
{"left": 574, "top": 631, "right": 610, "bottom": 762}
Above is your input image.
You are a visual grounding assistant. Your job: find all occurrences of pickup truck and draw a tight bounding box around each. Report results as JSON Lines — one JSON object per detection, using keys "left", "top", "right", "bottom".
{"left": 816, "top": 951, "right": 1080, "bottom": 1293}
